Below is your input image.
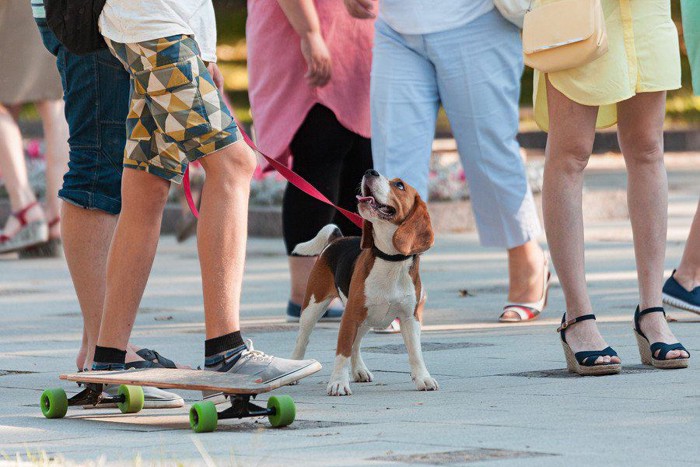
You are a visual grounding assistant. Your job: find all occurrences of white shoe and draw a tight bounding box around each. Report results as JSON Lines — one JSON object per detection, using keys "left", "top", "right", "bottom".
{"left": 82, "top": 384, "right": 184, "bottom": 409}
{"left": 500, "top": 254, "right": 551, "bottom": 322}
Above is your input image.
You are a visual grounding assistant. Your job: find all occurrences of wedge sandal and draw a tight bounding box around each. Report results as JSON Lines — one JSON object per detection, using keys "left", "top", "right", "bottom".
{"left": 557, "top": 313, "right": 621, "bottom": 376}
{"left": 633, "top": 306, "right": 689, "bottom": 369}
{"left": 0, "top": 202, "right": 48, "bottom": 254}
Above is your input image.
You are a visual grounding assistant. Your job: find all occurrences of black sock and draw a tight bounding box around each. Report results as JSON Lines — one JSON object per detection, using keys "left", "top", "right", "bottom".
{"left": 92, "top": 346, "right": 126, "bottom": 371}
{"left": 205, "top": 331, "right": 244, "bottom": 357}
{"left": 204, "top": 331, "right": 246, "bottom": 369}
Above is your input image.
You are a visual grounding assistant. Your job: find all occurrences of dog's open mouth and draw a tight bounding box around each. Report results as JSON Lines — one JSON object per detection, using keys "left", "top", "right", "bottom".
{"left": 356, "top": 194, "right": 396, "bottom": 219}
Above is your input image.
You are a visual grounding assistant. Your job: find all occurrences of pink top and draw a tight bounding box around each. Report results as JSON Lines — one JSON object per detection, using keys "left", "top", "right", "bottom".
{"left": 246, "top": 0, "right": 374, "bottom": 168}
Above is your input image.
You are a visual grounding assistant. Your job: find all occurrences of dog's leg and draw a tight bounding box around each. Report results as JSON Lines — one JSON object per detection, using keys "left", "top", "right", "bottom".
{"left": 328, "top": 302, "right": 365, "bottom": 396}
{"left": 291, "top": 294, "right": 332, "bottom": 360}
{"left": 351, "top": 324, "right": 372, "bottom": 382}
{"left": 399, "top": 316, "right": 438, "bottom": 391}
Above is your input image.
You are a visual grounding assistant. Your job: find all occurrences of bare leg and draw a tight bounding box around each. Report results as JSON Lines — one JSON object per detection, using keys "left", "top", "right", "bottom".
{"left": 617, "top": 91, "right": 688, "bottom": 359}
{"left": 36, "top": 100, "right": 69, "bottom": 237}
{"left": 62, "top": 203, "right": 118, "bottom": 367}
{"left": 196, "top": 141, "right": 257, "bottom": 339}
{"left": 542, "top": 79, "right": 619, "bottom": 365}
{"left": 501, "top": 240, "right": 546, "bottom": 320}
{"left": 96, "top": 169, "right": 170, "bottom": 350}
{"left": 673, "top": 200, "right": 700, "bottom": 290}
{"left": 289, "top": 256, "right": 317, "bottom": 305}
{"left": 0, "top": 104, "right": 44, "bottom": 233}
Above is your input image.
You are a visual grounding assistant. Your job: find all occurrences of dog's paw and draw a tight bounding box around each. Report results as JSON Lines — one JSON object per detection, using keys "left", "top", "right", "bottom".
{"left": 327, "top": 379, "right": 352, "bottom": 396}
{"left": 352, "top": 366, "right": 374, "bottom": 383}
{"left": 413, "top": 374, "right": 439, "bottom": 391}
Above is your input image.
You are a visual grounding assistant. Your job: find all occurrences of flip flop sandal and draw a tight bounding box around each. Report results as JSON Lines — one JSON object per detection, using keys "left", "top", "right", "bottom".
{"left": 558, "top": 313, "right": 621, "bottom": 376}
{"left": 136, "top": 348, "right": 178, "bottom": 368}
{"left": 634, "top": 306, "right": 689, "bottom": 369}
{"left": 371, "top": 318, "right": 401, "bottom": 334}
{"left": 0, "top": 202, "right": 48, "bottom": 255}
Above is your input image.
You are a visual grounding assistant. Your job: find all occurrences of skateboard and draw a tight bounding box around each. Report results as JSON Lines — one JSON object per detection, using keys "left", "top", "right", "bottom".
{"left": 40, "top": 365, "right": 321, "bottom": 433}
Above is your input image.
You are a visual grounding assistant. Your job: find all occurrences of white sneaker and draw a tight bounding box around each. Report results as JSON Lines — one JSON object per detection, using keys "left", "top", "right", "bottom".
{"left": 82, "top": 384, "right": 184, "bottom": 409}
{"left": 203, "top": 340, "right": 321, "bottom": 405}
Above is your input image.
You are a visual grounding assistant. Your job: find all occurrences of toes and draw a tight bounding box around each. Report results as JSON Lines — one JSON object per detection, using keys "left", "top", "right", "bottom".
{"left": 353, "top": 369, "right": 373, "bottom": 383}
{"left": 414, "top": 375, "right": 439, "bottom": 391}
{"left": 327, "top": 381, "right": 352, "bottom": 396}
{"left": 500, "top": 311, "right": 520, "bottom": 321}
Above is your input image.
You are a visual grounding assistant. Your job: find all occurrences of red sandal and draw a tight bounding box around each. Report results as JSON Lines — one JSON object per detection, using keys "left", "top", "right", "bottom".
{"left": 19, "top": 216, "right": 63, "bottom": 259}
{"left": 0, "top": 202, "right": 48, "bottom": 255}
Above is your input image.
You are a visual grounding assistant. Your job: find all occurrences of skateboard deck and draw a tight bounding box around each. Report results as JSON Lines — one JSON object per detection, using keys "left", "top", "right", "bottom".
{"left": 42, "top": 364, "right": 322, "bottom": 432}
{"left": 60, "top": 366, "right": 320, "bottom": 395}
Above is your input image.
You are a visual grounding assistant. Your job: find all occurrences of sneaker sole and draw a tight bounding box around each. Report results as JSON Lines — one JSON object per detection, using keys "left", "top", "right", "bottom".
{"left": 662, "top": 293, "right": 700, "bottom": 315}
{"left": 203, "top": 360, "right": 322, "bottom": 405}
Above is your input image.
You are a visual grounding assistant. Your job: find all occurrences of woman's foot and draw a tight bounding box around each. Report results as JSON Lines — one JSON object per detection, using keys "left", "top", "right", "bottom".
{"left": 561, "top": 315, "right": 621, "bottom": 365}
{"left": 500, "top": 242, "right": 548, "bottom": 321}
{"left": 0, "top": 202, "right": 48, "bottom": 254}
{"left": 636, "top": 308, "right": 689, "bottom": 360}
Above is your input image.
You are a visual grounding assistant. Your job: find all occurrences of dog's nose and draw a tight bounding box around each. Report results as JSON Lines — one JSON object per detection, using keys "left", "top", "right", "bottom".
{"left": 365, "top": 169, "right": 379, "bottom": 177}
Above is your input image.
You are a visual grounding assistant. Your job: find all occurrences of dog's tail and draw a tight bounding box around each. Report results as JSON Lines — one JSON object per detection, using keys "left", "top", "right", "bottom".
{"left": 292, "top": 224, "right": 343, "bottom": 257}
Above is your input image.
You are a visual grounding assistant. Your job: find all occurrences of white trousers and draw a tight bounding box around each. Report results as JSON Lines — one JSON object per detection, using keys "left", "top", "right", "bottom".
{"left": 370, "top": 9, "right": 542, "bottom": 248}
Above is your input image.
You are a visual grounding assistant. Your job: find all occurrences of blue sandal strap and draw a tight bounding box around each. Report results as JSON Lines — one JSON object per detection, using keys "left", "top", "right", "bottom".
{"left": 557, "top": 314, "right": 596, "bottom": 341}
{"left": 650, "top": 342, "right": 689, "bottom": 360}
{"left": 634, "top": 306, "right": 666, "bottom": 337}
{"left": 574, "top": 346, "right": 618, "bottom": 366}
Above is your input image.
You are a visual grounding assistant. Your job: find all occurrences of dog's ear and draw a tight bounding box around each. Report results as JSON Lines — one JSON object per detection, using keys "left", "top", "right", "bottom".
{"left": 392, "top": 197, "right": 434, "bottom": 256}
{"left": 361, "top": 220, "right": 374, "bottom": 249}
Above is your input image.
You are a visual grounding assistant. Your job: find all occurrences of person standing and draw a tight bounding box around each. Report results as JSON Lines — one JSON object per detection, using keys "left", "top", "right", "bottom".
{"left": 246, "top": 0, "right": 374, "bottom": 321}
{"left": 90, "top": 0, "right": 318, "bottom": 390}
{"left": 32, "top": 0, "right": 185, "bottom": 407}
{"left": 0, "top": 0, "right": 68, "bottom": 256}
{"left": 662, "top": 0, "right": 700, "bottom": 314}
{"left": 344, "top": 0, "right": 549, "bottom": 323}
{"left": 534, "top": 0, "right": 688, "bottom": 374}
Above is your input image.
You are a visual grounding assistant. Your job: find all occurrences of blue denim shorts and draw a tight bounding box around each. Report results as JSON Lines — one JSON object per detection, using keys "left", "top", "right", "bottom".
{"left": 36, "top": 20, "right": 128, "bottom": 215}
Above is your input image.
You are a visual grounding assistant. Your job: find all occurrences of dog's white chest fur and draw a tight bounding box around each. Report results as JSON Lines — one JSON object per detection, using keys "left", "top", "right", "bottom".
{"left": 363, "top": 259, "right": 417, "bottom": 327}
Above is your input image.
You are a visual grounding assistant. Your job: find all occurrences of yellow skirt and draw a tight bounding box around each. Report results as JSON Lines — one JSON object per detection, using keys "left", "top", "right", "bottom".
{"left": 533, "top": 0, "right": 681, "bottom": 131}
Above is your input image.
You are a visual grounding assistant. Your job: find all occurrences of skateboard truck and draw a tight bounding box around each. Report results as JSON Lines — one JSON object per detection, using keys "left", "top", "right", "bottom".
{"left": 218, "top": 395, "right": 275, "bottom": 420}
{"left": 189, "top": 394, "right": 296, "bottom": 433}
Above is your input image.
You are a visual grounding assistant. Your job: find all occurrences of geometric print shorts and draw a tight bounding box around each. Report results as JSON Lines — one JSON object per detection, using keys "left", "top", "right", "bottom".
{"left": 105, "top": 35, "right": 242, "bottom": 183}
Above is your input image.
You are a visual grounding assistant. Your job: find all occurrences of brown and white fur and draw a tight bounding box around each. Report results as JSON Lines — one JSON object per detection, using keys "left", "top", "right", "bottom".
{"left": 291, "top": 170, "right": 437, "bottom": 396}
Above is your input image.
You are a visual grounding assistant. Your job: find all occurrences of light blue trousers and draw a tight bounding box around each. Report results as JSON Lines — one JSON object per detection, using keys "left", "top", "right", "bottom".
{"left": 370, "top": 9, "right": 542, "bottom": 248}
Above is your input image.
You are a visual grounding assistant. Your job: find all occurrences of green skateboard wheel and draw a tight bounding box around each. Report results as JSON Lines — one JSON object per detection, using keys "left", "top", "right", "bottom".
{"left": 267, "top": 395, "right": 295, "bottom": 427}
{"left": 40, "top": 388, "right": 68, "bottom": 419}
{"left": 190, "top": 401, "right": 218, "bottom": 433}
{"left": 117, "top": 385, "right": 144, "bottom": 414}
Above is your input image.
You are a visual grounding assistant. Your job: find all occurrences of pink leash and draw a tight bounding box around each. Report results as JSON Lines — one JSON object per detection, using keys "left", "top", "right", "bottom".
{"left": 183, "top": 104, "right": 364, "bottom": 229}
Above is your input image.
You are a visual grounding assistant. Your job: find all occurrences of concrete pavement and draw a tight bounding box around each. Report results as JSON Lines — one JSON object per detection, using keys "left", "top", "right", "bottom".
{"left": 1, "top": 160, "right": 699, "bottom": 466}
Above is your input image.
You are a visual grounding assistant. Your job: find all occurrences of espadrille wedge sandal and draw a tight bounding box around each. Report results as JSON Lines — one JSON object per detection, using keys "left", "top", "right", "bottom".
{"left": 557, "top": 313, "right": 621, "bottom": 376}
{"left": 633, "top": 306, "right": 689, "bottom": 369}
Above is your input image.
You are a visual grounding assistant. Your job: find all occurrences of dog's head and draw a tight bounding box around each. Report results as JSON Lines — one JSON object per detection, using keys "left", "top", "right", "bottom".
{"left": 356, "top": 170, "right": 434, "bottom": 256}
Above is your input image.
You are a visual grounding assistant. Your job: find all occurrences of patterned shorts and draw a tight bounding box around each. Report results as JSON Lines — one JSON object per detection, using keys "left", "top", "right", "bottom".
{"left": 105, "top": 35, "right": 241, "bottom": 183}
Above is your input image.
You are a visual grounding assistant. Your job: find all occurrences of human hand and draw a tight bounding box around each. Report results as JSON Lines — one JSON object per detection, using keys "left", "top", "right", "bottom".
{"left": 300, "top": 31, "right": 332, "bottom": 87}
{"left": 207, "top": 62, "right": 225, "bottom": 92}
{"left": 343, "top": 0, "right": 376, "bottom": 19}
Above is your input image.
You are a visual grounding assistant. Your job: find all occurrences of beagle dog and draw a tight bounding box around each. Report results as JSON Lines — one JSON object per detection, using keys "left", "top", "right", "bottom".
{"left": 291, "top": 170, "right": 438, "bottom": 396}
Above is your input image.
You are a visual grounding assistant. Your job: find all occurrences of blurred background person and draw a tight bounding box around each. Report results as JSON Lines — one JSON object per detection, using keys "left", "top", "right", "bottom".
{"left": 344, "top": 0, "right": 549, "bottom": 323}
{"left": 246, "top": 0, "right": 374, "bottom": 321}
{"left": 0, "top": 0, "right": 68, "bottom": 257}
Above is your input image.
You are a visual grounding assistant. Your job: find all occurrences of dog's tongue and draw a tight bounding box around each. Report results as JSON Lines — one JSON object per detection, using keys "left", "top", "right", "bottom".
{"left": 356, "top": 195, "right": 375, "bottom": 204}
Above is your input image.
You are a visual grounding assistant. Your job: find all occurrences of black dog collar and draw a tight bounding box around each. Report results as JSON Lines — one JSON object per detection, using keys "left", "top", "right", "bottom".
{"left": 371, "top": 246, "right": 415, "bottom": 262}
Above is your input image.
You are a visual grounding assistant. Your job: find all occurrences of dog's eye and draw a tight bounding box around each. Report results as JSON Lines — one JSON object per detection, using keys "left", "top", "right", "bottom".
{"left": 394, "top": 181, "right": 405, "bottom": 191}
